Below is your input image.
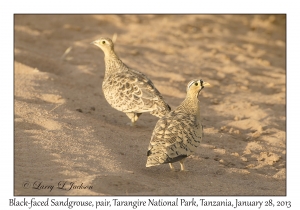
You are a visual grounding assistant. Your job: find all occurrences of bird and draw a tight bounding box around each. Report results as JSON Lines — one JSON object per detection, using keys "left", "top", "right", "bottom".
{"left": 91, "top": 37, "right": 171, "bottom": 126}
{"left": 146, "top": 79, "right": 210, "bottom": 171}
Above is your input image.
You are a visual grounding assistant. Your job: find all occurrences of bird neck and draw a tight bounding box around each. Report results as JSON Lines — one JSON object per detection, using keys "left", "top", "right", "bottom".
{"left": 178, "top": 94, "right": 200, "bottom": 116}
{"left": 104, "top": 50, "right": 128, "bottom": 77}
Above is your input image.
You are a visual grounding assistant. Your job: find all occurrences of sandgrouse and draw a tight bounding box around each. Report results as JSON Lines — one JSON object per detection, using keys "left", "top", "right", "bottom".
{"left": 146, "top": 79, "right": 210, "bottom": 171}
{"left": 91, "top": 38, "right": 171, "bottom": 126}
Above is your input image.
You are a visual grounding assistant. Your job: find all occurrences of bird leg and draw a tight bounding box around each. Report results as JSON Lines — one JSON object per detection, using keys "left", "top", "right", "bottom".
{"left": 179, "top": 158, "right": 189, "bottom": 172}
{"left": 125, "top": 113, "right": 142, "bottom": 126}
{"left": 169, "top": 163, "right": 175, "bottom": 171}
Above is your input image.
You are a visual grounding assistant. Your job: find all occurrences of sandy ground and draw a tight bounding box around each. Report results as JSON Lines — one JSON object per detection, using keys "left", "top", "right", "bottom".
{"left": 14, "top": 15, "right": 286, "bottom": 196}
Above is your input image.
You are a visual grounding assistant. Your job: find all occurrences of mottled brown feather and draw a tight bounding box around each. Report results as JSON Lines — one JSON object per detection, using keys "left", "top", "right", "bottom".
{"left": 91, "top": 37, "right": 171, "bottom": 125}
{"left": 146, "top": 79, "right": 209, "bottom": 170}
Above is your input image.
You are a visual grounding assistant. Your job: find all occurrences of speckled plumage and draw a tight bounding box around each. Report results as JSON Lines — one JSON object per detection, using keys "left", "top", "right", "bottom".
{"left": 146, "top": 79, "right": 210, "bottom": 171}
{"left": 91, "top": 38, "right": 171, "bottom": 126}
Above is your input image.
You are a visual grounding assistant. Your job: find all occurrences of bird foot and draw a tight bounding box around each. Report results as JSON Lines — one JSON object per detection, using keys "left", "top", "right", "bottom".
{"left": 126, "top": 122, "right": 136, "bottom": 127}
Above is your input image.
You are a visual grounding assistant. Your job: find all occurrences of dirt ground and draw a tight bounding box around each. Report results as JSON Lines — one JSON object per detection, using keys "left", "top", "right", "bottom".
{"left": 14, "top": 15, "right": 286, "bottom": 196}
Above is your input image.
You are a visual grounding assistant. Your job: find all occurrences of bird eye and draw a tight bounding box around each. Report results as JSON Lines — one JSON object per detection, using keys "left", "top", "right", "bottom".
{"left": 102, "top": 41, "right": 106, "bottom": 44}
{"left": 195, "top": 82, "right": 198, "bottom": 86}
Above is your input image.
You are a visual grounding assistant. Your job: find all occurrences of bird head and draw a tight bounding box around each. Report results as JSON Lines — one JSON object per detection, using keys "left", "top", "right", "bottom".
{"left": 91, "top": 37, "right": 114, "bottom": 54}
{"left": 186, "top": 79, "right": 210, "bottom": 98}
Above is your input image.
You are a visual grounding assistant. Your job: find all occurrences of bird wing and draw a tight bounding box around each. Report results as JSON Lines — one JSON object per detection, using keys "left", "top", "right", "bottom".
{"left": 148, "top": 111, "right": 202, "bottom": 160}
{"left": 103, "top": 69, "right": 168, "bottom": 113}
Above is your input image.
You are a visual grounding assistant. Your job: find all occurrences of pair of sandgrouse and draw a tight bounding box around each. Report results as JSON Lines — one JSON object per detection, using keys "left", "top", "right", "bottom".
{"left": 91, "top": 38, "right": 210, "bottom": 171}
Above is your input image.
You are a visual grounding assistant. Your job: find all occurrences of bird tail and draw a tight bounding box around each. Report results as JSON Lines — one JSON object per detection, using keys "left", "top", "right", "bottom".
{"left": 146, "top": 149, "right": 168, "bottom": 167}
{"left": 146, "top": 157, "right": 162, "bottom": 167}
{"left": 150, "top": 103, "right": 171, "bottom": 118}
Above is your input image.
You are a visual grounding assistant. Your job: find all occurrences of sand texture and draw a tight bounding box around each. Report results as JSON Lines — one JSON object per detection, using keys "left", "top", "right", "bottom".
{"left": 14, "top": 15, "right": 286, "bottom": 195}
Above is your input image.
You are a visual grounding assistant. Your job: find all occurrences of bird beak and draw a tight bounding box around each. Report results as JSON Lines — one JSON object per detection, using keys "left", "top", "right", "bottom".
{"left": 202, "top": 82, "right": 210, "bottom": 87}
{"left": 90, "top": 41, "right": 96, "bottom": 45}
